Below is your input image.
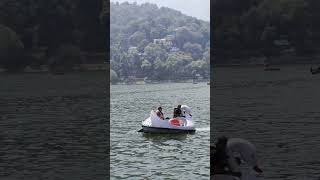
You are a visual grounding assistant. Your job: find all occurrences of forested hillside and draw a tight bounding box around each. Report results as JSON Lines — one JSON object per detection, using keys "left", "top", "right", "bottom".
{"left": 213, "top": 0, "right": 320, "bottom": 64}
{"left": 110, "top": 2, "right": 210, "bottom": 82}
{"left": 0, "top": 0, "right": 107, "bottom": 72}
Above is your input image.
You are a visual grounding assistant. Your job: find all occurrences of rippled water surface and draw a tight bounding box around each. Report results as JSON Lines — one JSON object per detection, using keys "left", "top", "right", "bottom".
{"left": 111, "top": 82, "right": 210, "bottom": 179}
{"left": 0, "top": 72, "right": 107, "bottom": 180}
{"left": 213, "top": 65, "right": 320, "bottom": 180}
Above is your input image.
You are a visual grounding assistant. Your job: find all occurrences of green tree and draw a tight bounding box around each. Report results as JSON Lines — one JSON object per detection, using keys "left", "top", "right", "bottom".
{"left": 144, "top": 43, "right": 167, "bottom": 63}
{"left": 183, "top": 42, "right": 203, "bottom": 60}
{"left": 129, "top": 31, "right": 146, "bottom": 47}
{"left": 154, "top": 57, "right": 166, "bottom": 79}
{"left": 141, "top": 58, "right": 152, "bottom": 77}
{"left": 127, "top": 48, "right": 142, "bottom": 76}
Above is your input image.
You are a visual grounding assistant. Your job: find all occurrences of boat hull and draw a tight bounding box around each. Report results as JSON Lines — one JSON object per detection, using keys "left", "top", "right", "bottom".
{"left": 140, "top": 126, "right": 196, "bottom": 134}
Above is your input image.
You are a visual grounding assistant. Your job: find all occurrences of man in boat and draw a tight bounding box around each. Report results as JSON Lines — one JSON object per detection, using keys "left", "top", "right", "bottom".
{"left": 173, "top": 105, "right": 182, "bottom": 118}
{"left": 156, "top": 106, "right": 164, "bottom": 120}
{"left": 211, "top": 136, "right": 263, "bottom": 178}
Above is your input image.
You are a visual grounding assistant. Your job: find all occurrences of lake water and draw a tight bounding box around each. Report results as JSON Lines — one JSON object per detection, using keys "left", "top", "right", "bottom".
{"left": 0, "top": 72, "right": 108, "bottom": 180}
{"left": 213, "top": 65, "right": 320, "bottom": 179}
{"left": 111, "top": 82, "right": 210, "bottom": 179}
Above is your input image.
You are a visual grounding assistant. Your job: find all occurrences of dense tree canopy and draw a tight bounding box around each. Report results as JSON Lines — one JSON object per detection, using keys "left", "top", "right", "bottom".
{"left": 0, "top": 0, "right": 107, "bottom": 71}
{"left": 213, "top": 0, "right": 320, "bottom": 64}
{"left": 110, "top": 2, "right": 210, "bottom": 81}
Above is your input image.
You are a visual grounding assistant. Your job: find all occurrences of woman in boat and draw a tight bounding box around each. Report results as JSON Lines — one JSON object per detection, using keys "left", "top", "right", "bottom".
{"left": 155, "top": 107, "right": 164, "bottom": 120}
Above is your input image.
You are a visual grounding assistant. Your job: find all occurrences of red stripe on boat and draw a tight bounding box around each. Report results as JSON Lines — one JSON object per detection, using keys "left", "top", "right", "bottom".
{"left": 170, "top": 118, "right": 181, "bottom": 126}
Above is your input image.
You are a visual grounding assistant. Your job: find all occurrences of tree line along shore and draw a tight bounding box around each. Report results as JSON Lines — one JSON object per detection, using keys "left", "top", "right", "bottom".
{"left": 213, "top": 0, "right": 320, "bottom": 65}
{"left": 0, "top": 1, "right": 109, "bottom": 73}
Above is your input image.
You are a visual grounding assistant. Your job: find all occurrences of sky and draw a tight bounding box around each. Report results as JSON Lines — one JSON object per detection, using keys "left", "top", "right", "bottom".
{"left": 110, "top": 0, "right": 210, "bottom": 21}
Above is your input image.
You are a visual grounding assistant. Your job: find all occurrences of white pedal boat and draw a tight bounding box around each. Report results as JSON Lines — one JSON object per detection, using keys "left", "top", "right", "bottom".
{"left": 139, "top": 106, "right": 196, "bottom": 133}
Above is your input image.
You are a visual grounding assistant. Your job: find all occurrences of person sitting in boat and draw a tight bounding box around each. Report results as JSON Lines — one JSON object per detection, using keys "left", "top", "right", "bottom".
{"left": 156, "top": 107, "right": 164, "bottom": 120}
{"left": 173, "top": 105, "right": 182, "bottom": 118}
{"left": 211, "top": 136, "right": 263, "bottom": 178}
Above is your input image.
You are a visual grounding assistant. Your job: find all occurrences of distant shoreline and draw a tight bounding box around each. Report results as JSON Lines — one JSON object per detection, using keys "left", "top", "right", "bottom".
{"left": 0, "top": 70, "right": 107, "bottom": 75}
{"left": 214, "top": 62, "right": 318, "bottom": 68}
{"left": 0, "top": 63, "right": 108, "bottom": 74}
{"left": 214, "top": 54, "right": 320, "bottom": 67}
{"left": 112, "top": 79, "right": 209, "bottom": 85}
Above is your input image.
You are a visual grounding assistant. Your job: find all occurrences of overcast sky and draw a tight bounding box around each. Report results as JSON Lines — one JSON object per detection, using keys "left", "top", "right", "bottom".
{"left": 110, "top": 0, "right": 210, "bottom": 21}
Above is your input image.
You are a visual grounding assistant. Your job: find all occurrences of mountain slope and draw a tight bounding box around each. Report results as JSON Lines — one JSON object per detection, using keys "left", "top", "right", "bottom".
{"left": 110, "top": 2, "right": 210, "bottom": 81}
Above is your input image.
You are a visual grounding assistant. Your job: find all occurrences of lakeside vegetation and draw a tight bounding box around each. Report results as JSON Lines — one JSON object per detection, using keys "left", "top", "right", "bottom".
{"left": 0, "top": 0, "right": 108, "bottom": 72}
{"left": 213, "top": 0, "right": 320, "bottom": 65}
{"left": 110, "top": 2, "right": 210, "bottom": 83}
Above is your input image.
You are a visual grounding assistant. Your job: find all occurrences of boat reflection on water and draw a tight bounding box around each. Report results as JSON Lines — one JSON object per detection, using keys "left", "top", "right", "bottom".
{"left": 141, "top": 132, "right": 189, "bottom": 142}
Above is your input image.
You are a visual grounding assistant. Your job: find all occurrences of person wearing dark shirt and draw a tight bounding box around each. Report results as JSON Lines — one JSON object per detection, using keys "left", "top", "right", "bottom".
{"left": 173, "top": 105, "right": 182, "bottom": 118}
